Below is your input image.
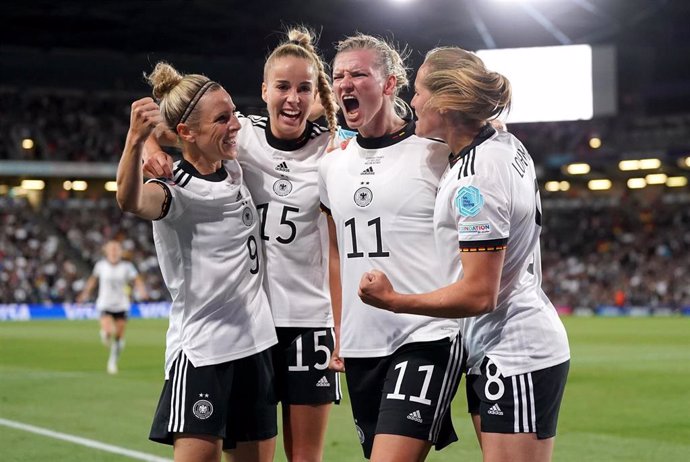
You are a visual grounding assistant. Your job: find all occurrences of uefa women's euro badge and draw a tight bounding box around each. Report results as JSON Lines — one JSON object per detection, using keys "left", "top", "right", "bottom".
{"left": 455, "top": 186, "right": 484, "bottom": 217}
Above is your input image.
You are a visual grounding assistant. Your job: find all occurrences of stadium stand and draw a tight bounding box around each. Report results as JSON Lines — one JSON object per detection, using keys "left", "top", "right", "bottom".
{"left": 541, "top": 194, "right": 690, "bottom": 312}
{"left": 0, "top": 194, "right": 167, "bottom": 304}
{"left": 0, "top": 90, "right": 688, "bottom": 311}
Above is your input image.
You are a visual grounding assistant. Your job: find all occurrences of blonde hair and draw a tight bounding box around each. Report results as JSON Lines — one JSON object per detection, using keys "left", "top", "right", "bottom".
{"left": 335, "top": 33, "right": 411, "bottom": 118}
{"left": 144, "top": 61, "right": 222, "bottom": 131}
{"left": 421, "top": 47, "right": 511, "bottom": 123}
{"left": 264, "top": 27, "right": 338, "bottom": 139}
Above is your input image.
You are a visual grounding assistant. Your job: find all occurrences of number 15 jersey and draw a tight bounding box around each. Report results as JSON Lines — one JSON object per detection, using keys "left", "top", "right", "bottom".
{"left": 319, "top": 121, "right": 461, "bottom": 358}
{"left": 237, "top": 114, "right": 333, "bottom": 328}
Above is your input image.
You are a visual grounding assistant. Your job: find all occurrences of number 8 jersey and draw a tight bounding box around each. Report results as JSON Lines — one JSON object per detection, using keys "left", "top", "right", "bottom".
{"left": 319, "top": 121, "right": 462, "bottom": 358}
{"left": 434, "top": 125, "right": 570, "bottom": 377}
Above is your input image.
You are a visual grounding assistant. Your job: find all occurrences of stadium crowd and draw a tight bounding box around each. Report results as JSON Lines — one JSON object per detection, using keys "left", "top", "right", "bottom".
{"left": 1, "top": 90, "right": 130, "bottom": 163}
{"left": 1, "top": 90, "right": 689, "bottom": 311}
{"left": 541, "top": 194, "right": 690, "bottom": 311}
{"left": 0, "top": 196, "right": 166, "bottom": 304}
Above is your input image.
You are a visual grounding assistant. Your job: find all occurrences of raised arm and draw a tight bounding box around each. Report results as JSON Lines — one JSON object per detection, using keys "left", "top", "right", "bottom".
{"left": 116, "top": 97, "right": 168, "bottom": 220}
{"left": 359, "top": 249, "right": 505, "bottom": 319}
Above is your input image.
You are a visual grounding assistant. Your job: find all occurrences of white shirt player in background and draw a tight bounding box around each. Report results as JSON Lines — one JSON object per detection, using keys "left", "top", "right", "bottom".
{"left": 142, "top": 28, "right": 344, "bottom": 462}
{"left": 77, "top": 239, "right": 147, "bottom": 374}
{"left": 118, "top": 62, "right": 277, "bottom": 462}
{"left": 320, "top": 34, "right": 463, "bottom": 462}
{"left": 359, "top": 47, "right": 570, "bottom": 462}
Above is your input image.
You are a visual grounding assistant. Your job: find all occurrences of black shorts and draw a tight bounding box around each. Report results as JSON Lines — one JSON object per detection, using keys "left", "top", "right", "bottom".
{"left": 345, "top": 335, "right": 464, "bottom": 459}
{"left": 272, "top": 327, "right": 341, "bottom": 405}
{"left": 102, "top": 310, "right": 127, "bottom": 320}
{"left": 466, "top": 358, "right": 569, "bottom": 439}
{"left": 149, "top": 349, "right": 278, "bottom": 450}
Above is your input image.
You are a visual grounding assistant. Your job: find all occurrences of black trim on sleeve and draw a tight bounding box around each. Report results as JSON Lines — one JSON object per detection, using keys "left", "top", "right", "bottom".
{"left": 149, "top": 180, "right": 172, "bottom": 221}
{"left": 458, "top": 237, "right": 508, "bottom": 253}
{"left": 320, "top": 202, "right": 332, "bottom": 216}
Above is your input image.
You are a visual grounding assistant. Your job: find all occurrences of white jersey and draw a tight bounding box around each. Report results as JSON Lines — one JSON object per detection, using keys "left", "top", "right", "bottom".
{"left": 319, "top": 121, "right": 462, "bottom": 358}
{"left": 434, "top": 125, "right": 570, "bottom": 377}
{"left": 150, "top": 159, "right": 277, "bottom": 377}
{"left": 237, "top": 114, "right": 333, "bottom": 328}
{"left": 92, "top": 259, "right": 138, "bottom": 312}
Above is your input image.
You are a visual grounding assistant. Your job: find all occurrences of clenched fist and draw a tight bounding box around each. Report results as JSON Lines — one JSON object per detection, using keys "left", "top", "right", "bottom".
{"left": 128, "top": 97, "right": 163, "bottom": 145}
{"left": 358, "top": 269, "right": 396, "bottom": 311}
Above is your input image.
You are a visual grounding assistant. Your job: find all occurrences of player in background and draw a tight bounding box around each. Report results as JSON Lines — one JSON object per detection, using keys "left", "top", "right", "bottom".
{"left": 358, "top": 46, "right": 570, "bottom": 462}
{"left": 119, "top": 62, "right": 278, "bottom": 462}
{"left": 77, "top": 239, "right": 147, "bottom": 374}
{"left": 318, "top": 33, "right": 463, "bottom": 461}
{"left": 143, "top": 28, "right": 343, "bottom": 462}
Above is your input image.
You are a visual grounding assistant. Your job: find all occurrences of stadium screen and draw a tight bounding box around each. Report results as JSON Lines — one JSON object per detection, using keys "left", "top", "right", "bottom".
{"left": 477, "top": 44, "right": 603, "bottom": 124}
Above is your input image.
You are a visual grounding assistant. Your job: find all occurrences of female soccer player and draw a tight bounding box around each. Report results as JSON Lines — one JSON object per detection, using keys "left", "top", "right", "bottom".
{"left": 358, "top": 46, "right": 571, "bottom": 462}
{"left": 77, "top": 239, "right": 147, "bottom": 374}
{"left": 142, "top": 29, "right": 342, "bottom": 462}
{"left": 318, "top": 34, "right": 463, "bottom": 461}
{"left": 118, "top": 62, "right": 278, "bottom": 462}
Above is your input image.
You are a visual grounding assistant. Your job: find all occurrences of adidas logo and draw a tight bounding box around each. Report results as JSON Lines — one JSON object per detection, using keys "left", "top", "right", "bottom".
{"left": 275, "top": 162, "right": 290, "bottom": 172}
{"left": 487, "top": 403, "right": 503, "bottom": 416}
{"left": 406, "top": 410, "right": 423, "bottom": 423}
{"left": 316, "top": 376, "right": 330, "bottom": 387}
{"left": 360, "top": 166, "right": 375, "bottom": 175}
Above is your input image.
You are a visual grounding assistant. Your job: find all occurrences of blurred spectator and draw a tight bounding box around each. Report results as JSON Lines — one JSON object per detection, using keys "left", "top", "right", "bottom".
{"left": 541, "top": 194, "right": 690, "bottom": 311}
{"left": 1, "top": 90, "right": 130, "bottom": 162}
{"left": 0, "top": 196, "right": 167, "bottom": 304}
{"left": 0, "top": 196, "right": 79, "bottom": 303}
{"left": 3, "top": 192, "right": 688, "bottom": 310}
{"left": 46, "top": 197, "right": 168, "bottom": 302}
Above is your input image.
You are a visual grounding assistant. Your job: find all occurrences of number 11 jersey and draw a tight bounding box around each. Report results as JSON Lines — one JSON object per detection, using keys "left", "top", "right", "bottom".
{"left": 319, "top": 121, "right": 461, "bottom": 358}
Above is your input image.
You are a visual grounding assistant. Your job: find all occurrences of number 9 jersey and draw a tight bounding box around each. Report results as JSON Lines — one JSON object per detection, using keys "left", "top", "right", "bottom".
{"left": 149, "top": 158, "right": 277, "bottom": 378}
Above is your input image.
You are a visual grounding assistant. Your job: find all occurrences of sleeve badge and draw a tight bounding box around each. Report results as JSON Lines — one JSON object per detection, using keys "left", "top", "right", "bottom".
{"left": 455, "top": 185, "right": 484, "bottom": 217}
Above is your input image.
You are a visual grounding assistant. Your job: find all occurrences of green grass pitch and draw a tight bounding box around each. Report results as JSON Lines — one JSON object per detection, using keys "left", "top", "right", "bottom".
{"left": 1, "top": 317, "right": 689, "bottom": 461}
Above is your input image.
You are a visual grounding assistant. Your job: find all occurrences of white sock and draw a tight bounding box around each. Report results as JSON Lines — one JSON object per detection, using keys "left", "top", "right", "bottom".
{"left": 110, "top": 339, "right": 124, "bottom": 362}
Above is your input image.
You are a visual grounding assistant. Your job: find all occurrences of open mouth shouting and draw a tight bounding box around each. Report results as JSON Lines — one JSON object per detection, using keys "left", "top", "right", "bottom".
{"left": 341, "top": 94, "right": 360, "bottom": 117}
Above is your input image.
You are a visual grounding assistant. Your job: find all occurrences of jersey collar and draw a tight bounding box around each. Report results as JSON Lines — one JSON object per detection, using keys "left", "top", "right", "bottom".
{"left": 449, "top": 124, "right": 496, "bottom": 168}
{"left": 264, "top": 119, "right": 313, "bottom": 151}
{"left": 177, "top": 159, "right": 228, "bottom": 182}
{"left": 356, "top": 119, "right": 415, "bottom": 149}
